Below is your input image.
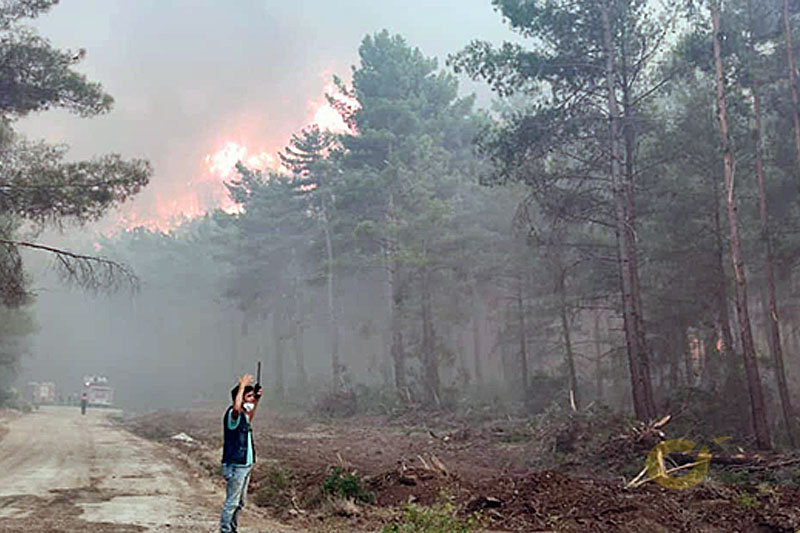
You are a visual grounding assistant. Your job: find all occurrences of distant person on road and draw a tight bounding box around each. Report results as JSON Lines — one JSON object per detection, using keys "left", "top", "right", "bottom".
{"left": 80, "top": 392, "right": 88, "bottom": 415}
{"left": 220, "top": 373, "right": 261, "bottom": 533}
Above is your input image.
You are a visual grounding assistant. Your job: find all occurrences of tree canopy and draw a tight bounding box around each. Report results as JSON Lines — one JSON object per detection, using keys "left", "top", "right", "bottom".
{"left": 0, "top": 0, "right": 151, "bottom": 307}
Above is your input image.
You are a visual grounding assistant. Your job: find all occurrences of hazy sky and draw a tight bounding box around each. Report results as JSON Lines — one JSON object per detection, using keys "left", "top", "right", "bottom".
{"left": 18, "top": 0, "right": 517, "bottom": 232}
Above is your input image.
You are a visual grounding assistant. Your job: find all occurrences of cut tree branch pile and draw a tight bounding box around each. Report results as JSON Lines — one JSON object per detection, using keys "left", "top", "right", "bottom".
{"left": 620, "top": 414, "right": 800, "bottom": 487}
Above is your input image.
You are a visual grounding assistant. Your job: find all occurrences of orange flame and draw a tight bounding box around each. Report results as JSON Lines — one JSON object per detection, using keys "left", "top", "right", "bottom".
{"left": 307, "top": 80, "right": 358, "bottom": 134}
{"left": 205, "top": 141, "right": 276, "bottom": 180}
{"left": 114, "top": 75, "right": 356, "bottom": 232}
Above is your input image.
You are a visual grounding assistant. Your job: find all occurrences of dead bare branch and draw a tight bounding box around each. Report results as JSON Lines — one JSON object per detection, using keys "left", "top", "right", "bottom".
{"left": 0, "top": 239, "right": 139, "bottom": 295}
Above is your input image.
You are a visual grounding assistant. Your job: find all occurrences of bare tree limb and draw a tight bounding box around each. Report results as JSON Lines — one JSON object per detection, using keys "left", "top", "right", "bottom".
{"left": 0, "top": 238, "right": 138, "bottom": 295}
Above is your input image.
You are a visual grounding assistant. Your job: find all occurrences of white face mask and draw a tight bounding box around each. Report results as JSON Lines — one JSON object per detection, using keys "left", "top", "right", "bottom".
{"left": 243, "top": 402, "right": 255, "bottom": 412}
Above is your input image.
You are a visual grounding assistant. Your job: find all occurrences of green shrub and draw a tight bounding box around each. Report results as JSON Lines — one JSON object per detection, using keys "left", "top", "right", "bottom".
{"left": 733, "top": 490, "right": 759, "bottom": 509}
{"left": 712, "top": 467, "right": 783, "bottom": 487}
{"left": 252, "top": 465, "right": 293, "bottom": 508}
{"left": 0, "top": 388, "right": 33, "bottom": 412}
{"left": 526, "top": 373, "right": 569, "bottom": 414}
{"left": 381, "top": 502, "right": 478, "bottom": 533}
{"left": 713, "top": 468, "right": 753, "bottom": 486}
{"left": 790, "top": 468, "right": 800, "bottom": 488}
{"left": 314, "top": 390, "right": 358, "bottom": 417}
{"left": 661, "top": 387, "right": 750, "bottom": 443}
{"left": 354, "top": 384, "right": 407, "bottom": 415}
{"left": 321, "top": 466, "right": 374, "bottom": 503}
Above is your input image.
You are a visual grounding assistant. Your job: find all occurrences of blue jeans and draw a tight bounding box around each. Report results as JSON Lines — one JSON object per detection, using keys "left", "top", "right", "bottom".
{"left": 220, "top": 464, "right": 252, "bottom": 533}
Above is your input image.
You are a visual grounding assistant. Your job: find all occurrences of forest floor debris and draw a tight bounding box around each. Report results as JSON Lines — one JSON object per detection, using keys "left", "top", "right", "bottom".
{"left": 121, "top": 407, "right": 800, "bottom": 532}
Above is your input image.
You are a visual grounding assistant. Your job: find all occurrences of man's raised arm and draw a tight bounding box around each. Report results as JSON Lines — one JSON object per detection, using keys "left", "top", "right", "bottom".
{"left": 232, "top": 373, "right": 253, "bottom": 418}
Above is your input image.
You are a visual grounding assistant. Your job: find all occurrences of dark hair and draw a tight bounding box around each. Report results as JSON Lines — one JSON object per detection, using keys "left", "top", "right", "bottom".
{"left": 230, "top": 384, "right": 254, "bottom": 402}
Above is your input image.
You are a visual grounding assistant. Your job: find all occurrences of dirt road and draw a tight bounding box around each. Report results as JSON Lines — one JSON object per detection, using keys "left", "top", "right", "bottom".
{"left": 0, "top": 406, "right": 294, "bottom": 532}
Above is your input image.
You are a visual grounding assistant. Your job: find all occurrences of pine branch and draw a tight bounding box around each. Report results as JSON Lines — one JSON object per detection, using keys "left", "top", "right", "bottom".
{"left": 0, "top": 238, "right": 139, "bottom": 294}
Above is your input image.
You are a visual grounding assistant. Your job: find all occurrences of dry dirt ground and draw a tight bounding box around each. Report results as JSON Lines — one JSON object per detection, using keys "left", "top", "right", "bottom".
{"left": 121, "top": 408, "right": 800, "bottom": 532}
{"left": 0, "top": 406, "right": 295, "bottom": 532}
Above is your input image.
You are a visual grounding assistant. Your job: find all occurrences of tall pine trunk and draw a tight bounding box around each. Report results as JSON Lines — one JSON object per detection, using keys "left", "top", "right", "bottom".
{"left": 711, "top": 170, "right": 737, "bottom": 381}
{"left": 557, "top": 268, "right": 579, "bottom": 409}
{"left": 515, "top": 269, "right": 529, "bottom": 398}
{"left": 684, "top": 334, "right": 697, "bottom": 386}
{"left": 389, "top": 257, "right": 406, "bottom": 393}
{"left": 321, "top": 194, "right": 341, "bottom": 388}
{"left": 751, "top": 78, "right": 797, "bottom": 446}
{"left": 385, "top": 192, "right": 406, "bottom": 393}
{"left": 420, "top": 265, "right": 440, "bottom": 406}
{"left": 291, "top": 253, "right": 307, "bottom": 391}
{"left": 668, "top": 328, "right": 680, "bottom": 390}
{"left": 593, "top": 313, "right": 604, "bottom": 403}
{"left": 471, "top": 284, "right": 484, "bottom": 389}
{"left": 272, "top": 311, "right": 285, "bottom": 400}
{"left": 292, "top": 321, "right": 306, "bottom": 391}
{"left": 380, "top": 326, "right": 392, "bottom": 387}
{"left": 621, "top": 31, "right": 655, "bottom": 414}
{"left": 711, "top": 3, "right": 771, "bottom": 449}
{"left": 783, "top": 0, "right": 800, "bottom": 178}
{"left": 601, "top": 0, "right": 655, "bottom": 421}
{"left": 391, "top": 280, "right": 406, "bottom": 393}
{"left": 381, "top": 245, "right": 394, "bottom": 388}
{"left": 383, "top": 196, "right": 394, "bottom": 390}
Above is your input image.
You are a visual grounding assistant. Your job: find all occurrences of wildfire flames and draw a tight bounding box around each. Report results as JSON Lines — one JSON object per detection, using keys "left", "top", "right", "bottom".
{"left": 308, "top": 82, "right": 352, "bottom": 134}
{"left": 205, "top": 142, "right": 276, "bottom": 180}
{"left": 114, "top": 81, "right": 354, "bottom": 232}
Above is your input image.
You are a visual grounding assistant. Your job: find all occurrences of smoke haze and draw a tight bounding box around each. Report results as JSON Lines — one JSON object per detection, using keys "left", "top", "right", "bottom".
{"left": 18, "top": 0, "right": 515, "bottom": 229}
{"left": 15, "top": 0, "right": 516, "bottom": 408}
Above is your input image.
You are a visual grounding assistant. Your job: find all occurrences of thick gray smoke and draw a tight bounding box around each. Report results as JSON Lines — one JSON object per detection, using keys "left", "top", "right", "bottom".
{"left": 15, "top": 0, "right": 516, "bottom": 409}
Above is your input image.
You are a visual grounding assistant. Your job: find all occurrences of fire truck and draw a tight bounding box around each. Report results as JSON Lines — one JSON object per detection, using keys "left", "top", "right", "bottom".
{"left": 26, "top": 382, "right": 56, "bottom": 404}
{"left": 83, "top": 375, "right": 114, "bottom": 407}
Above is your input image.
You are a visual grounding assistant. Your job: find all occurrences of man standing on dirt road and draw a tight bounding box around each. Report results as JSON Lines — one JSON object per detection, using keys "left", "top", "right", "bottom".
{"left": 220, "top": 373, "right": 262, "bottom": 533}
